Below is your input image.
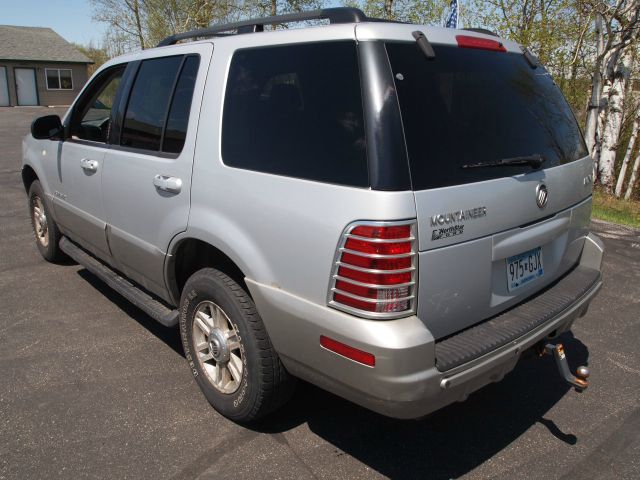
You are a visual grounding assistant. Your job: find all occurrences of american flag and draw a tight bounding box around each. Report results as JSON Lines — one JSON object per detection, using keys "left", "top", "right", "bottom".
{"left": 445, "top": 0, "right": 458, "bottom": 29}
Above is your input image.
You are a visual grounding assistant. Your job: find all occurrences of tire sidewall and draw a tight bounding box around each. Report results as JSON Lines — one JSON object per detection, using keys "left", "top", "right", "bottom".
{"left": 179, "top": 271, "right": 261, "bottom": 421}
{"left": 28, "top": 180, "right": 57, "bottom": 261}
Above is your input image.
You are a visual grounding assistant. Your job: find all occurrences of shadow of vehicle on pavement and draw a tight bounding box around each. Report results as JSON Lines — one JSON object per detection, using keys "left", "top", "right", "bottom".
{"left": 254, "top": 331, "right": 588, "bottom": 479}
{"left": 77, "top": 269, "right": 184, "bottom": 356}
{"left": 77, "top": 267, "right": 587, "bottom": 480}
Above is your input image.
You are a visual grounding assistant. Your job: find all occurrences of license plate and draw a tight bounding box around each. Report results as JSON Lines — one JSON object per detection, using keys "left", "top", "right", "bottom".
{"left": 506, "top": 247, "right": 543, "bottom": 292}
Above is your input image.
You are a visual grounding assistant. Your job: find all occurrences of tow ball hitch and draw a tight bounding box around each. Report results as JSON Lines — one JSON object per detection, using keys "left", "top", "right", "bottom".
{"left": 538, "top": 343, "right": 590, "bottom": 392}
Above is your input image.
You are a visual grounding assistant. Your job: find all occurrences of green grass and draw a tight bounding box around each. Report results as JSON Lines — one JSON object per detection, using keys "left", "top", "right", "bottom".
{"left": 592, "top": 190, "right": 640, "bottom": 229}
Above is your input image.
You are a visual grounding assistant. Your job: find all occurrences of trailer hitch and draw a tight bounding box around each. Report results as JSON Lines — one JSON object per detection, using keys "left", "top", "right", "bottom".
{"left": 538, "top": 342, "right": 589, "bottom": 392}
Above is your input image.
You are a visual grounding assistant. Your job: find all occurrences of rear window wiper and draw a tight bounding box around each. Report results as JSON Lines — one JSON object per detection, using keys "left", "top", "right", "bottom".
{"left": 461, "top": 154, "right": 546, "bottom": 169}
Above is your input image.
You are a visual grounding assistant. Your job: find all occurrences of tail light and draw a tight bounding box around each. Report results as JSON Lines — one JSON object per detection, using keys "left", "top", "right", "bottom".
{"left": 328, "top": 220, "right": 417, "bottom": 319}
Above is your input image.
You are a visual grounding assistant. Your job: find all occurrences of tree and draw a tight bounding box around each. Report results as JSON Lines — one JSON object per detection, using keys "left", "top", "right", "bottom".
{"left": 581, "top": 1, "right": 640, "bottom": 187}
{"left": 344, "top": 0, "right": 450, "bottom": 24}
{"left": 625, "top": 148, "right": 640, "bottom": 199}
{"left": 90, "top": 1, "right": 326, "bottom": 50}
{"left": 464, "top": 0, "right": 595, "bottom": 117}
{"left": 143, "top": 0, "right": 238, "bottom": 46}
{"left": 74, "top": 43, "right": 110, "bottom": 76}
{"left": 90, "top": 0, "right": 148, "bottom": 50}
{"left": 597, "top": 45, "right": 635, "bottom": 188}
{"left": 615, "top": 109, "right": 639, "bottom": 196}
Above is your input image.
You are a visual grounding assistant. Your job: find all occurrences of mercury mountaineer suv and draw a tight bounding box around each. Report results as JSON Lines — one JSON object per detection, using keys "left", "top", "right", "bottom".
{"left": 23, "top": 8, "right": 604, "bottom": 422}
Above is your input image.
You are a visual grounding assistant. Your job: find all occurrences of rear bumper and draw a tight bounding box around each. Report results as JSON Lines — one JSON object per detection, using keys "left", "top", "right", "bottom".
{"left": 247, "top": 233, "right": 604, "bottom": 419}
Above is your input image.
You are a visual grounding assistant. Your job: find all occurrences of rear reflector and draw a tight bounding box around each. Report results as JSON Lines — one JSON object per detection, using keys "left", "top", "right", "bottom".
{"left": 456, "top": 35, "right": 506, "bottom": 52}
{"left": 328, "top": 221, "right": 417, "bottom": 319}
{"left": 320, "top": 335, "right": 376, "bottom": 367}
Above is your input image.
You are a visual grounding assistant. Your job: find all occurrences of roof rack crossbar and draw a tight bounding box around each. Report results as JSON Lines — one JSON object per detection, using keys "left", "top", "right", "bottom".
{"left": 157, "top": 7, "right": 368, "bottom": 47}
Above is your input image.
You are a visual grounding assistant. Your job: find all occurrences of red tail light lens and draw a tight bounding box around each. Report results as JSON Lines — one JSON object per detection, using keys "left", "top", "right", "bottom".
{"left": 328, "top": 221, "right": 417, "bottom": 319}
{"left": 340, "top": 252, "right": 412, "bottom": 270}
{"left": 351, "top": 224, "right": 411, "bottom": 239}
{"left": 338, "top": 266, "right": 411, "bottom": 285}
{"left": 344, "top": 238, "right": 412, "bottom": 255}
{"left": 456, "top": 35, "right": 507, "bottom": 52}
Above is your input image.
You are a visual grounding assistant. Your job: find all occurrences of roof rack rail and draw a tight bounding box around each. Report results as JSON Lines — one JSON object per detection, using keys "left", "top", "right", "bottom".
{"left": 157, "top": 7, "right": 369, "bottom": 47}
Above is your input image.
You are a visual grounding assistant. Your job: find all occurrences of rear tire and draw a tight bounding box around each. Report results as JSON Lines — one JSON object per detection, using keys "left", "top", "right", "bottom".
{"left": 179, "top": 268, "right": 295, "bottom": 422}
{"left": 28, "top": 180, "right": 64, "bottom": 263}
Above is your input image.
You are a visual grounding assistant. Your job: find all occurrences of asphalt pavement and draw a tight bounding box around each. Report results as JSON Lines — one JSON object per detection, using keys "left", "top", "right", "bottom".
{"left": 1, "top": 107, "right": 639, "bottom": 479}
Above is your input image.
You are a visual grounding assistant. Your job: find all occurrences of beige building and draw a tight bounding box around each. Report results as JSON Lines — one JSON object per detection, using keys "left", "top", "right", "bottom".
{"left": 0, "top": 25, "right": 92, "bottom": 107}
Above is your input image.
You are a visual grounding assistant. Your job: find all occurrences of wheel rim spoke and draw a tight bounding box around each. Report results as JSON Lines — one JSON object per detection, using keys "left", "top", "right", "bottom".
{"left": 199, "top": 351, "right": 214, "bottom": 362}
{"left": 194, "top": 311, "right": 211, "bottom": 335}
{"left": 213, "top": 363, "right": 223, "bottom": 384}
{"left": 226, "top": 331, "right": 240, "bottom": 352}
{"left": 213, "top": 305, "right": 225, "bottom": 330}
{"left": 32, "top": 197, "right": 49, "bottom": 247}
{"left": 192, "top": 300, "right": 244, "bottom": 394}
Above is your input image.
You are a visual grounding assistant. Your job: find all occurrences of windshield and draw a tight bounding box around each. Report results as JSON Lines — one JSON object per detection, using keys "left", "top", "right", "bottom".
{"left": 385, "top": 42, "right": 588, "bottom": 190}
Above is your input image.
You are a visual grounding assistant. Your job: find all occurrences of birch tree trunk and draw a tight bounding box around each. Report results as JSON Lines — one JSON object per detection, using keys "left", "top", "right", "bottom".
{"left": 624, "top": 151, "right": 640, "bottom": 200}
{"left": 615, "top": 112, "right": 640, "bottom": 197}
{"left": 598, "top": 48, "right": 633, "bottom": 190}
{"left": 584, "top": 13, "right": 604, "bottom": 155}
{"left": 384, "top": 0, "right": 394, "bottom": 18}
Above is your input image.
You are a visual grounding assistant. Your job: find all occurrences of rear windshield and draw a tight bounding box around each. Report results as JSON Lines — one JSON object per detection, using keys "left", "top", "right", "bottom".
{"left": 386, "top": 43, "right": 588, "bottom": 190}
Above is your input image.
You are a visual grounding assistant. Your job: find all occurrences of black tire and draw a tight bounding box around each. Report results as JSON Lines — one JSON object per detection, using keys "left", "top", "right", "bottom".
{"left": 28, "top": 180, "right": 65, "bottom": 263}
{"left": 179, "top": 268, "right": 295, "bottom": 422}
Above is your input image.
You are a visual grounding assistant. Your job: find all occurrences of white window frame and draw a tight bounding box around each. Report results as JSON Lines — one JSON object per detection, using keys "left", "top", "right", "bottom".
{"left": 45, "top": 68, "right": 73, "bottom": 90}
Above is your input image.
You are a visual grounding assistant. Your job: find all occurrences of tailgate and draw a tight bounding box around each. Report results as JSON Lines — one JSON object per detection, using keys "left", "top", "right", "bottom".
{"left": 385, "top": 38, "right": 593, "bottom": 339}
{"left": 415, "top": 163, "right": 592, "bottom": 339}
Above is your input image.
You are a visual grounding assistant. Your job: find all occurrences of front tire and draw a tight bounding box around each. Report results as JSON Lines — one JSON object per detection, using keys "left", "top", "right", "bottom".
{"left": 28, "top": 180, "right": 64, "bottom": 262}
{"left": 179, "top": 268, "right": 294, "bottom": 422}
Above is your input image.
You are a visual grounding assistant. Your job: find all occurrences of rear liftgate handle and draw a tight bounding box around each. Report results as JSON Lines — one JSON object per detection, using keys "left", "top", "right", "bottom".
{"left": 540, "top": 343, "right": 590, "bottom": 392}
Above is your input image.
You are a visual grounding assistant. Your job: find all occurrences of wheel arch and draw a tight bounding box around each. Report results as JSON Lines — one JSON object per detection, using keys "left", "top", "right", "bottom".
{"left": 21, "top": 164, "right": 39, "bottom": 193}
{"left": 166, "top": 236, "right": 250, "bottom": 305}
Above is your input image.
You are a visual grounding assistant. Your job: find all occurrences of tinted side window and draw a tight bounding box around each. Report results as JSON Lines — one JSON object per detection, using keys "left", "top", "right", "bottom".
{"left": 222, "top": 41, "right": 368, "bottom": 187}
{"left": 121, "top": 56, "right": 183, "bottom": 151}
{"left": 162, "top": 56, "right": 200, "bottom": 154}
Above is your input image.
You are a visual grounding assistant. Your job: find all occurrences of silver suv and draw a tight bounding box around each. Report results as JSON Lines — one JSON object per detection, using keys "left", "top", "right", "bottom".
{"left": 23, "top": 8, "right": 604, "bottom": 422}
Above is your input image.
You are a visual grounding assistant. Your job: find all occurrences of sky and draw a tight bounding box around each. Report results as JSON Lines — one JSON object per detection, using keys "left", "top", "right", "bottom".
{"left": 2, "top": 0, "right": 108, "bottom": 46}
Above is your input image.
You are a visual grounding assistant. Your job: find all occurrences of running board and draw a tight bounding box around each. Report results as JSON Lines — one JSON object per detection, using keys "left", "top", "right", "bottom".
{"left": 60, "top": 237, "right": 179, "bottom": 327}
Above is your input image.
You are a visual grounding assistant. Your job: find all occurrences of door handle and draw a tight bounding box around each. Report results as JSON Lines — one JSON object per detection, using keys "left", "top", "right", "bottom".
{"left": 153, "top": 175, "right": 182, "bottom": 194}
{"left": 80, "top": 158, "right": 99, "bottom": 172}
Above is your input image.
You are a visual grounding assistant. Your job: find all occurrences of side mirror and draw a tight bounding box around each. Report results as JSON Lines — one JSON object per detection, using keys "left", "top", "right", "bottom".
{"left": 31, "top": 115, "right": 63, "bottom": 140}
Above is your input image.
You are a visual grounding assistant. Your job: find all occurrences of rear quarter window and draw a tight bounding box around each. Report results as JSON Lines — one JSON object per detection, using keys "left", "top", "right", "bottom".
{"left": 386, "top": 43, "right": 588, "bottom": 190}
{"left": 221, "top": 41, "right": 368, "bottom": 187}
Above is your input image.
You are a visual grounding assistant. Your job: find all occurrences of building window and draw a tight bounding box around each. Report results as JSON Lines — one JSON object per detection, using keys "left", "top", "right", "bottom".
{"left": 45, "top": 69, "right": 73, "bottom": 90}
